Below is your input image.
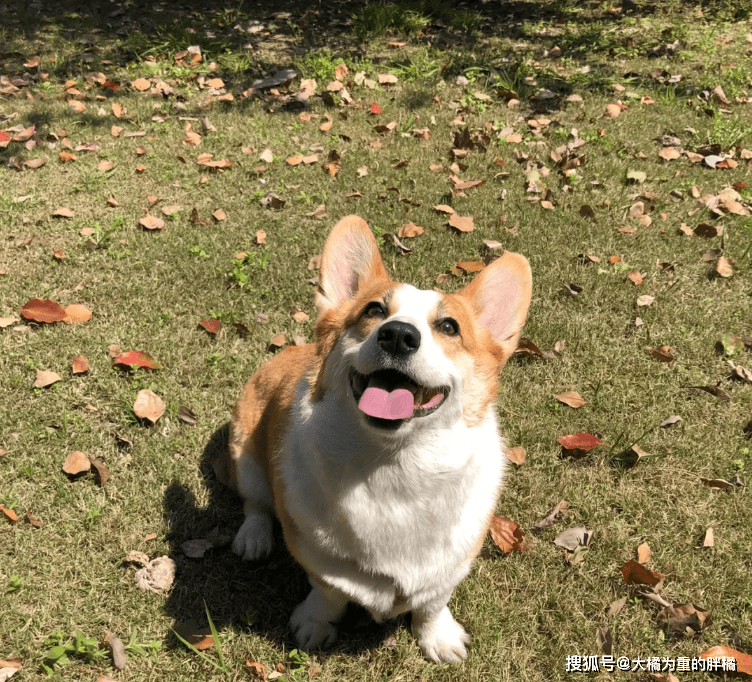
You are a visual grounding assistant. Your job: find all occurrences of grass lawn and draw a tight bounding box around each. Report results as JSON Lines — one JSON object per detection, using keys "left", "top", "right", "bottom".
{"left": 1, "top": 0, "right": 751, "bottom": 680}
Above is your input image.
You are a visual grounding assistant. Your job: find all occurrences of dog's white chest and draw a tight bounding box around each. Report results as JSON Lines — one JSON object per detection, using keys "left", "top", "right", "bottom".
{"left": 283, "top": 413, "right": 505, "bottom": 615}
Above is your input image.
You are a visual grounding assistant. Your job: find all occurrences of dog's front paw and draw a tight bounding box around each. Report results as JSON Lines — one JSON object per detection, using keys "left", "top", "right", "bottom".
{"left": 232, "top": 512, "right": 273, "bottom": 561}
{"left": 413, "top": 607, "right": 470, "bottom": 663}
{"left": 290, "top": 599, "right": 339, "bottom": 651}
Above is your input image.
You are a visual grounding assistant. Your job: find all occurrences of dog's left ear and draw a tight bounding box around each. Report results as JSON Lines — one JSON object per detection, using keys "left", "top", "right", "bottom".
{"left": 458, "top": 251, "right": 532, "bottom": 361}
{"left": 316, "top": 215, "right": 388, "bottom": 313}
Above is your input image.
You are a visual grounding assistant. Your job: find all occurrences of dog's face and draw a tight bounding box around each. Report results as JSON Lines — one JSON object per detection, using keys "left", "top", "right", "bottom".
{"left": 310, "top": 216, "right": 532, "bottom": 436}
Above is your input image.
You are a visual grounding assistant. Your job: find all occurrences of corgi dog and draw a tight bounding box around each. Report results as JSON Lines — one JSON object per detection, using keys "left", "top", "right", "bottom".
{"left": 214, "top": 215, "right": 532, "bottom": 662}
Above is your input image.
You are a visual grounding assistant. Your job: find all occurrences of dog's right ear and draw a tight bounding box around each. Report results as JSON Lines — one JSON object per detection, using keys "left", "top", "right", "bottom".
{"left": 316, "top": 215, "right": 389, "bottom": 313}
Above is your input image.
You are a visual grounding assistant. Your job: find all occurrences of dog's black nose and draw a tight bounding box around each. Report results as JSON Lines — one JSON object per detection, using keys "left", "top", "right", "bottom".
{"left": 377, "top": 321, "right": 421, "bottom": 357}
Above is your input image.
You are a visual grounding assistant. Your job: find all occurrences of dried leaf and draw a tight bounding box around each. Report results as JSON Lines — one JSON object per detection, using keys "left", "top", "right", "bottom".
{"left": 34, "top": 369, "right": 62, "bottom": 388}
{"left": 63, "top": 303, "right": 92, "bottom": 324}
{"left": 105, "top": 631, "right": 127, "bottom": 670}
{"left": 132, "top": 77, "right": 151, "bottom": 91}
{"left": 553, "top": 391, "right": 586, "bottom": 408}
{"left": 515, "top": 337, "right": 544, "bottom": 359}
{"left": 434, "top": 204, "right": 456, "bottom": 215}
{"left": 124, "top": 551, "right": 150, "bottom": 567}
{"left": 621, "top": 559, "right": 663, "bottom": 585}
{"left": 139, "top": 214, "right": 165, "bottom": 231}
{"left": 534, "top": 500, "right": 569, "bottom": 529}
{"left": 133, "top": 389, "right": 165, "bottom": 424}
{"left": 628, "top": 270, "right": 644, "bottom": 285}
{"left": 447, "top": 213, "right": 474, "bottom": 233}
{"left": 657, "top": 603, "right": 712, "bottom": 636}
{"left": 178, "top": 406, "right": 197, "bottom": 425}
{"left": 637, "top": 542, "right": 651, "bottom": 564}
{"left": 699, "top": 646, "right": 752, "bottom": 674}
{"left": 558, "top": 433, "right": 603, "bottom": 451}
{"left": 174, "top": 619, "right": 214, "bottom": 650}
{"left": 113, "top": 351, "right": 162, "bottom": 370}
{"left": 506, "top": 446, "right": 526, "bottom": 465}
{"left": 489, "top": 516, "right": 527, "bottom": 553}
{"left": 716, "top": 256, "right": 734, "bottom": 278}
{"left": 606, "top": 596, "right": 627, "bottom": 617}
{"left": 1, "top": 506, "right": 19, "bottom": 524}
{"left": 20, "top": 298, "right": 66, "bottom": 323}
{"left": 456, "top": 261, "right": 485, "bottom": 274}
{"left": 181, "top": 539, "right": 213, "bottom": 559}
{"left": 0, "top": 316, "right": 20, "bottom": 328}
{"left": 268, "top": 333, "right": 287, "bottom": 351}
{"left": 89, "top": 457, "right": 109, "bottom": 486}
{"left": 199, "top": 319, "right": 221, "bottom": 336}
{"left": 626, "top": 169, "right": 647, "bottom": 184}
{"left": 596, "top": 627, "right": 612, "bottom": 656}
{"left": 553, "top": 526, "right": 592, "bottom": 551}
{"left": 398, "top": 222, "right": 425, "bottom": 238}
{"left": 728, "top": 360, "right": 752, "bottom": 383}
{"left": 658, "top": 147, "right": 681, "bottom": 161}
{"left": 637, "top": 295, "right": 655, "bottom": 307}
{"left": 651, "top": 346, "right": 675, "bottom": 362}
{"left": 247, "top": 661, "right": 268, "bottom": 682}
{"left": 701, "top": 477, "right": 734, "bottom": 490}
{"left": 71, "top": 355, "right": 90, "bottom": 374}
{"left": 183, "top": 128, "right": 202, "bottom": 146}
{"left": 212, "top": 208, "right": 227, "bottom": 222}
{"left": 63, "top": 450, "right": 91, "bottom": 476}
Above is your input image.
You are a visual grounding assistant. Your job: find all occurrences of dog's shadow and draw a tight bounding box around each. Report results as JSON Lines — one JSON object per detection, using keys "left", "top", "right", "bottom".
{"left": 161, "top": 423, "right": 400, "bottom": 657}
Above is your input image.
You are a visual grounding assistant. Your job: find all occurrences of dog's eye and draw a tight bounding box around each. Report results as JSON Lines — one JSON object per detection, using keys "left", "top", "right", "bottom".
{"left": 437, "top": 318, "right": 459, "bottom": 336}
{"left": 363, "top": 301, "right": 386, "bottom": 318}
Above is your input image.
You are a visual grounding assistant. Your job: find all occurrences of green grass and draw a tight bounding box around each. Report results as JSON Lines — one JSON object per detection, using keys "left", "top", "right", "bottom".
{"left": 1, "top": 0, "right": 751, "bottom": 680}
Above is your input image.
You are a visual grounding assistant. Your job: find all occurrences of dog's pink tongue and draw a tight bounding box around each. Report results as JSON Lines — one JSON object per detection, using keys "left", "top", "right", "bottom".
{"left": 358, "top": 377, "right": 414, "bottom": 420}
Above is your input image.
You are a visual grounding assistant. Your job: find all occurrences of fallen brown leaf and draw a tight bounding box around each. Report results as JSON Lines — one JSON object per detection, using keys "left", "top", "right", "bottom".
{"left": 174, "top": 619, "right": 215, "bottom": 650}
{"left": 657, "top": 603, "right": 712, "bottom": 637}
{"left": 133, "top": 389, "right": 166, "bottom": 424}
{"left": 398, "top": 222, "right": 425, "bottom": 238}
{"left": 63, "top": 450, "right": 92, "bottom": 476}
{"left": 1, "top": 506, "right": 19, "bottom": 524}
{"left": 139, "top": 214, "right": 165, "bottom": 231}
{"left": 621, "top": 559, "right": 663, "bottom": 585}
{"left": 447, "top": 213, "right": 474, "bottom": 233}
{"left": 506, "top": 446, "right": 526, "bottom": 465}
{"left": 71, "top": 355, "right": 90, "bottom": 374}
{"left": 651, "top": 346, "right": 675, "bottom": 362}
{"left": 34, "top": 369, "right": 62, "bottom": 388}
{"left": 21, "top": 298, "right": 66, "bottom": 323}
{"left": 553, "top": 526, "right": 592, "bottom": 551}
{"left": 534, "top": 500, "right": 569, "bottom": 529}
{"left": 553, "top": 391, "right": 586, "bottom": 408}
{"left": 558, "top": 433, "right": 602, "bottom": 451}
{"left": 63, "top": 303, "right": 92, "bottom": 324}
{"left": 489, "top": 516, "right": 528, "bottom": 553}
{"left": 699, "top": 646, "right": 752, "bottom": 674}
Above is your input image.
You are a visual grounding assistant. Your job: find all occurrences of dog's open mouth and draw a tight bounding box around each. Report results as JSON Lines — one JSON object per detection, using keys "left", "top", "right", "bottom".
{"left": 349, "top": 368, "right": 448, "bottom": 425}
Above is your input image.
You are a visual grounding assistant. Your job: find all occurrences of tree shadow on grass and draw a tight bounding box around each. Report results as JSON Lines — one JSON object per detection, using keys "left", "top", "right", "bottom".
{"left": 161, "top": 421, "right": 399, "bottom": 660}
